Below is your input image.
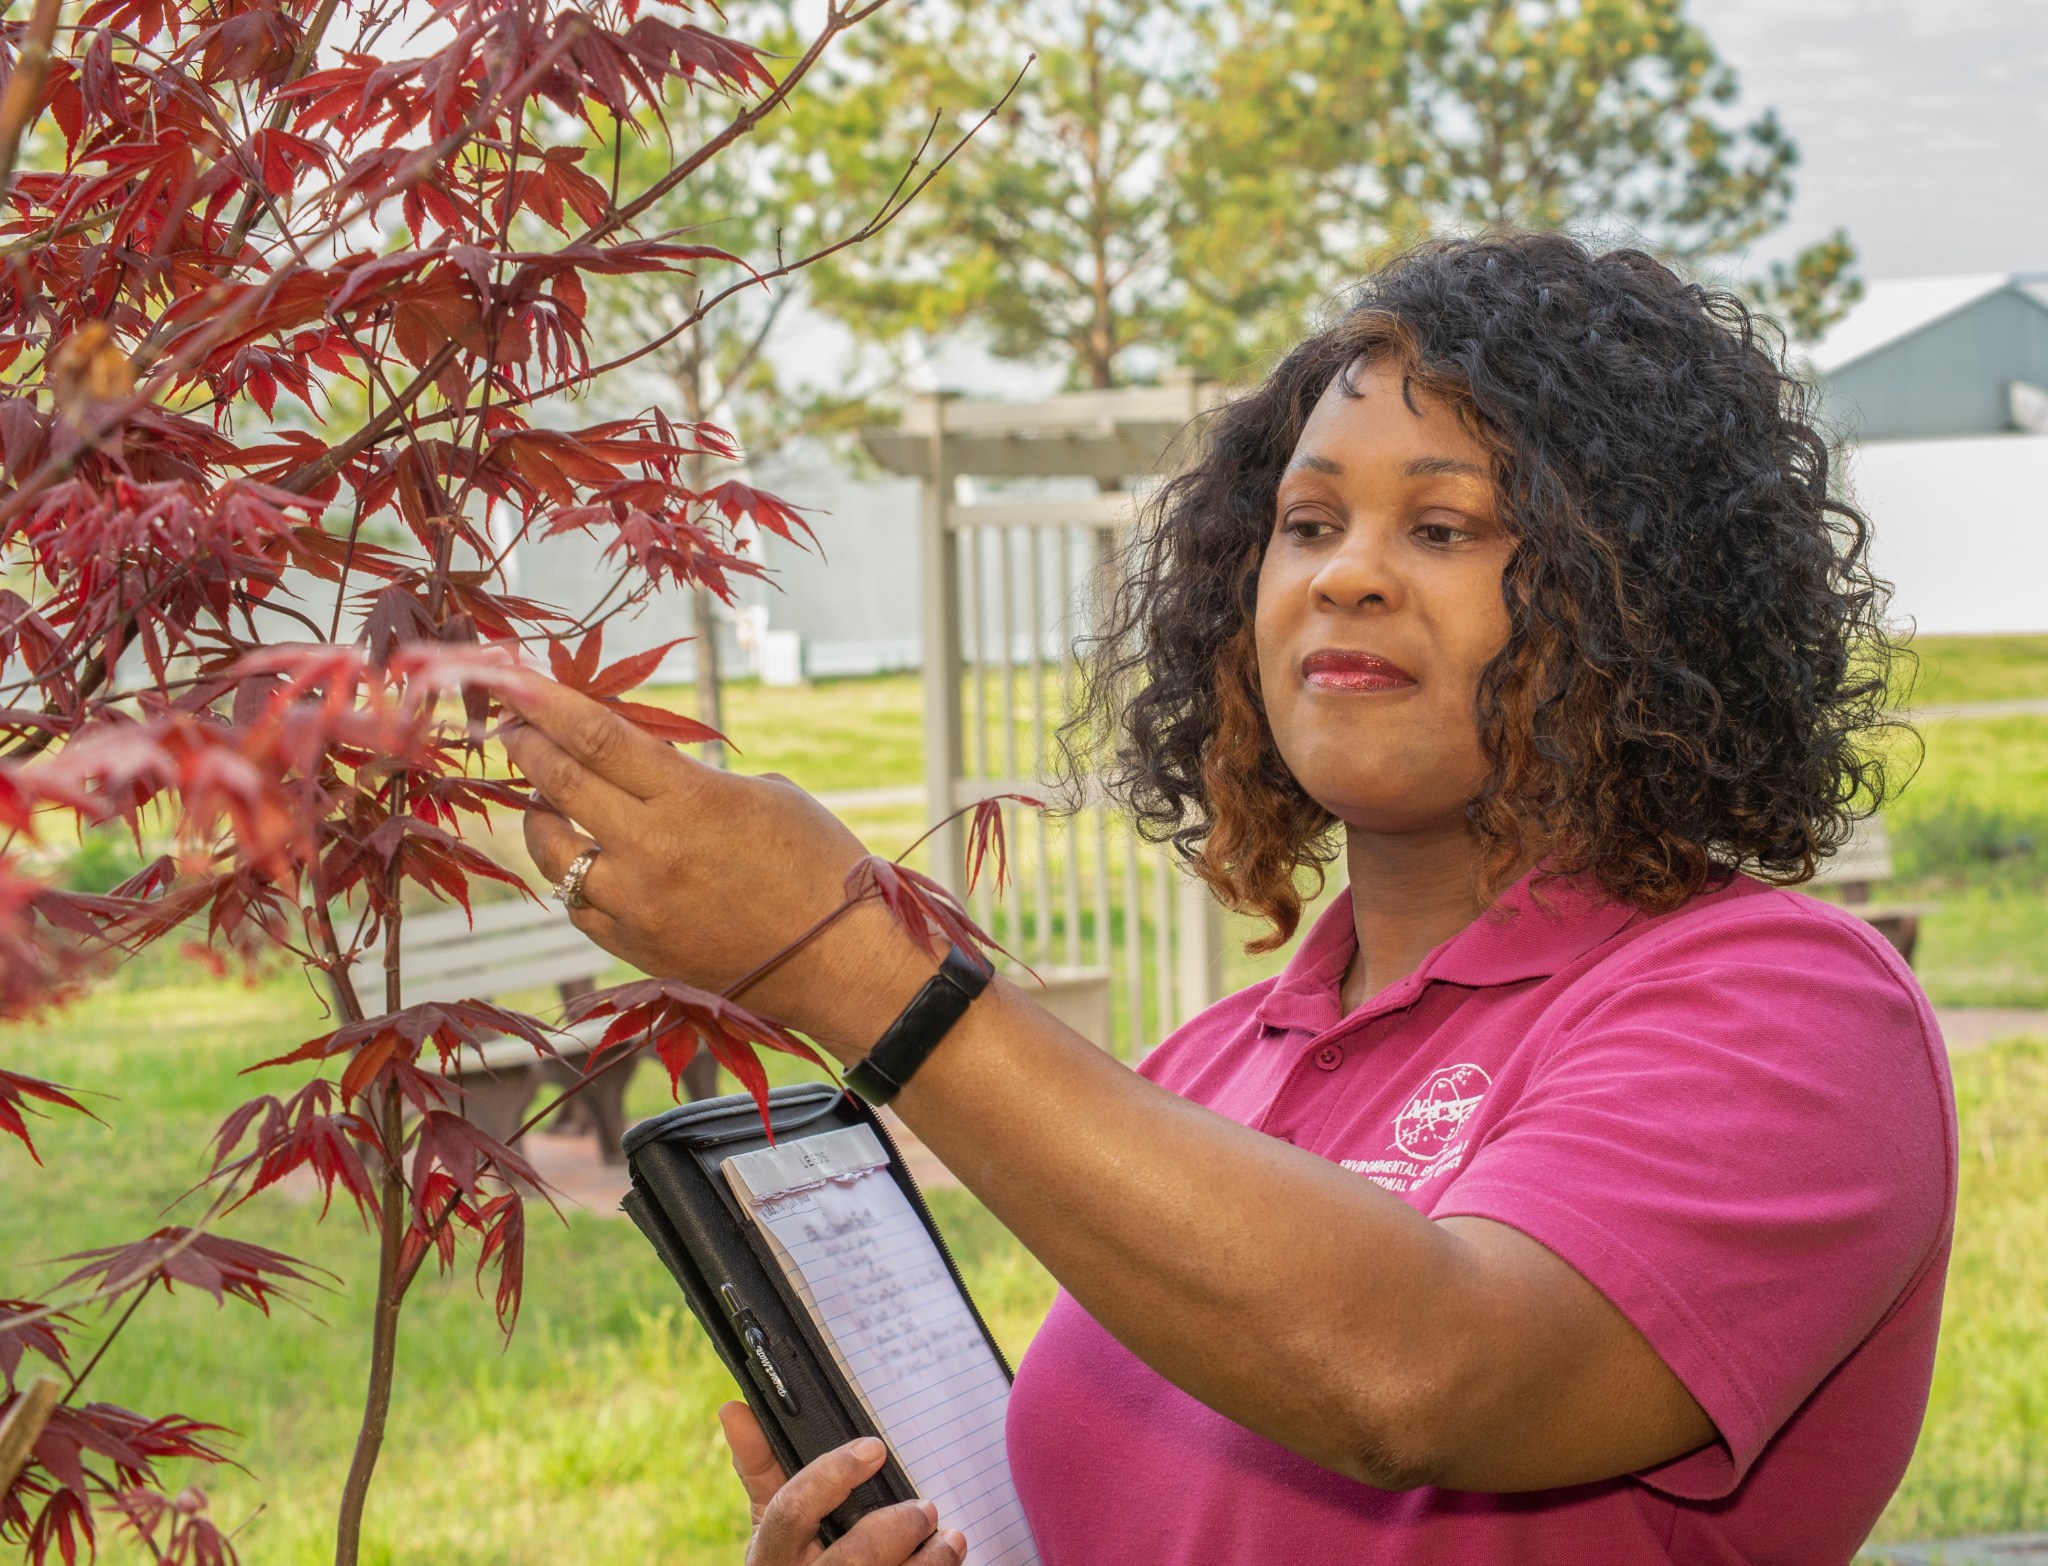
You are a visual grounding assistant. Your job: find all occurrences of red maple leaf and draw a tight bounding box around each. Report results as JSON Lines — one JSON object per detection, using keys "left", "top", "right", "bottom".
{"left": 114, "top": 1487, "right": 241, "bottom": 1566}
{"left": 0, "top": 1070, "right": 95, "bottom": 1165}
{"left": 699, "top": 480, "right": 817, "bottom": 550}
{"left": 55, "top": 1230, "right": 324, "bottom": 1314}
{"left": 209, "top": 1080, "right": 384, "bottom": 1222}
{"left": 0, "top": 1299, "right": 76, "bottom": 1386}
{"left": 844, "top": 857, "right": 1010, "bottom": 971}
{"left": 964, "top": 793, "right": 1045, "bottom": 895}
{"left": 407, "top": 1110, "right": 547, "bottom": 1229}
{"left": 546, "top": 626, "right": 724, "bottom": 748}
{"left": 566, "top": 978, "right": 820, "bottom": 1135}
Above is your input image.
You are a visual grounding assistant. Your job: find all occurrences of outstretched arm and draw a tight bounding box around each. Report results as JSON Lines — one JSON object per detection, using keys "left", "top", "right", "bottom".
{"left": 499, "top": 672, "right": 1712, "bottom": 1492}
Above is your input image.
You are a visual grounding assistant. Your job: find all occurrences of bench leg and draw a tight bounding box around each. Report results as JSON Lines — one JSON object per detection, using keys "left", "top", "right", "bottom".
{"left": 1867, "top": 911, "right": 1921, "bottom": 966}
{"left": 682, "top": 1049, "right": 718, "bottom": 1103}
{"left": 535, "top": 1051, "right": 644, "bottom": 1162}
{"left": 580, "top": 1051, "right": 641, "bottom": 1164}
{"left": 457, "top": 1063, "right": 542, "bottom": 1149}
{"left": 533, "top": 1044, "right": 715, "bottom": 1161}
{"left": 535, "top": 1055, "right": 590, "bottom": 1136}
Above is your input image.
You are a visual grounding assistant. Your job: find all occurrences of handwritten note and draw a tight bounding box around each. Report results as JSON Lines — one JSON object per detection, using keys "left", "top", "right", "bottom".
{"left": 724, "top": 1126, "right": 1040, "bottom": 1566}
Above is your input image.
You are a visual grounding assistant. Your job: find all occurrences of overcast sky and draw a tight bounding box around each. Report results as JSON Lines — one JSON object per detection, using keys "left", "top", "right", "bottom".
{"left": 1697, "top": 0, "right": 2048, "bottom": 280}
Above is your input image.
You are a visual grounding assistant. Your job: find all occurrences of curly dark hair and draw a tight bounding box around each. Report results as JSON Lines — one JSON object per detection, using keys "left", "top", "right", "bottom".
{"left": 1071, "top": 232, "right": 1907, "bottom": 951}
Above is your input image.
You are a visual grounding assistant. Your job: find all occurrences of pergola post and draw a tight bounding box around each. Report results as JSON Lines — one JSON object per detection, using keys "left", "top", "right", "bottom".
{"left": 867, "top": 380, "right": 1231, "bottom": 1053}
{"left": 915, "top": 392, "right": 966, "bottom": 895}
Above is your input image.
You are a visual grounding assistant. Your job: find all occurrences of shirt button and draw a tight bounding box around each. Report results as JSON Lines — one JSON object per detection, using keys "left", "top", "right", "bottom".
{"left": 1313, "top": 1044, "right": 1344, "bottom": 1072}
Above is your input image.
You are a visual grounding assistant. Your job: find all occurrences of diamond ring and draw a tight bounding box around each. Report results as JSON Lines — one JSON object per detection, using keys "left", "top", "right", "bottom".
{"left": 552, "top": 845, "right": 602, "bottom": 910}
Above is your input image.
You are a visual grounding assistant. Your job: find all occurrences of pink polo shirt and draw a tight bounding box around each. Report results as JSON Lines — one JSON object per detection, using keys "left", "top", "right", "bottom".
{"left": 1006, "top": 869, "right": 1956, "bottom": 1565}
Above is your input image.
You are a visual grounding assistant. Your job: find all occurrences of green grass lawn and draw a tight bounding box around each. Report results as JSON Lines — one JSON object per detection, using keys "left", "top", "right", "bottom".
{"left": 9, "top": 634, "right": 2048, "bottom": 1560}
{"left": 10, "top": 974, "right": 2048, "bottom": 1559}
{"left": 1877, "top": 1039, "right": 2048, "bottom": 1544}
{"left": 1903, "top": 635, "right": 2048, "bottom": 710}
{"left": 1, "top": 974, "right": 1055, "bottom": 1564}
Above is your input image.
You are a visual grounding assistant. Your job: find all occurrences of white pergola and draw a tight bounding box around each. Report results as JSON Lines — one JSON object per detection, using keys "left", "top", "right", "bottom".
{"left": 861, "top": 374, "right": 1228, "bottom": 1057}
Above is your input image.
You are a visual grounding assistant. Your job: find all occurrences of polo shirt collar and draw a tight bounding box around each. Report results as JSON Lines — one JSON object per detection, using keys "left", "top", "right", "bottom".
{"left": 1251, "top": 865, "right": 1639, "bottom": 1037}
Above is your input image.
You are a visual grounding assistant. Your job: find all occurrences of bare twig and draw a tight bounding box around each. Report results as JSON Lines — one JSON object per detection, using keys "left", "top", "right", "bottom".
{"left": 587, "top": 0, "right": 889, "bottom": 245}
{"left": 521, "top": 60, "right": 1027, "bottom": 407}
{"left": 0, "top": 0, "right": 62, "bottom": 198}
{"left": 59, "top": 1288, "right": 147, "bottom": 1402}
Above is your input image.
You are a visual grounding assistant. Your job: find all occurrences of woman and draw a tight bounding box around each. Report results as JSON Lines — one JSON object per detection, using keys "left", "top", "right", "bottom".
{"left": 502, "top": 234, "right": 1955, "bottom": 1566}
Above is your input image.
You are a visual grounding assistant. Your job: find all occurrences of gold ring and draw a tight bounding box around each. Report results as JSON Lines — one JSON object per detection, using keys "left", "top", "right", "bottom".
{"left": 553, "top": 846, "right": 602, "bottom": 910}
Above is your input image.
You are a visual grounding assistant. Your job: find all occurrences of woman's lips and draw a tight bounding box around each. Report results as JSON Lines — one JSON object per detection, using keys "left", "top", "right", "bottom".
{"left": 1300, "top": 649, "right": 1417, "bottom": 692}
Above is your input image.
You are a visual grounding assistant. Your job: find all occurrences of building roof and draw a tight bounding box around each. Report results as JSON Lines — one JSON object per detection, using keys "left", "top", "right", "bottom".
{"left": 1804, "top": 272, "right": 2014, "bottom": 374}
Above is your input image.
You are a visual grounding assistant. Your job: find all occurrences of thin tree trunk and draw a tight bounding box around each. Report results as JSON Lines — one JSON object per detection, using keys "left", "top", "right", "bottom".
{"left": 1081, "top": 5, "right": 1117, "bottom": 390}
{"left": 334, "top": 552, "right": 428, "bottom": 1566}
{"left": 333, "top": 1088, "right": 407, "bottom": 1566}
{"left": 677, "top": 326, "right": 726, "bottom": 767}
{"left": 692, "top": 574, "right": 725, "bottom": 768}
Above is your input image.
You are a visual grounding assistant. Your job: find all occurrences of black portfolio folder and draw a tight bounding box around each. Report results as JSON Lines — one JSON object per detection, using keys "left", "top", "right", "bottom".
{"left": 620, "top": 1082, "right": 1015, "bottom": 1544}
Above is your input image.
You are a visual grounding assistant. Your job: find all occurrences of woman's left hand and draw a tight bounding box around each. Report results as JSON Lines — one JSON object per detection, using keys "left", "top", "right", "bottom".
{"left": 496, "top": 671, "right": 931, "bottom": 1053}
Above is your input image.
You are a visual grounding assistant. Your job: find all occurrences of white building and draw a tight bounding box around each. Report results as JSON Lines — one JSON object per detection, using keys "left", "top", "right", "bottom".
{"left": 1807, "top": 273, "right": 2048, "bottom": 636}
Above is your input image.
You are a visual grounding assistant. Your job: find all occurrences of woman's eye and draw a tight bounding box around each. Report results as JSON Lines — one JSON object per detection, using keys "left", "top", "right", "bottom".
{"left": 1282, "top": 514, "right": 1336, "bottom": 540}
{"left": 1415, "top": 518, "right": 1475, "bottom": 546}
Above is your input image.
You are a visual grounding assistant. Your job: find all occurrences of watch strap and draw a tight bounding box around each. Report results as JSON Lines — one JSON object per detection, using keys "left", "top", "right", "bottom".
{"left": 844, "top": 945, "right": 991, "bottom": 1106}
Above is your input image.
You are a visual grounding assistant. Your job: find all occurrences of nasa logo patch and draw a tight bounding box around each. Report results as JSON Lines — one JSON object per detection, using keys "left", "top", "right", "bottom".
{"left": 1390, "top": 1063, "right": 1492, "bottom": 1161}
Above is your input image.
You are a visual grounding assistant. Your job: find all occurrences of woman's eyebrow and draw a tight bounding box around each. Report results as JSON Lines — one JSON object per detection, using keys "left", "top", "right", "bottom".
{"left": 1287, "top": 454, "right": 1344, "bottom": 475}
{"left": 1403, "top": 455, "right": 1486, "bottom": 479}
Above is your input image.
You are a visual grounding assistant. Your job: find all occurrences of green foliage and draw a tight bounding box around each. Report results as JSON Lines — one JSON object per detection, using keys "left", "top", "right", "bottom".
{"left": 1894, "top": 802, "right": 2048, "bottom": 886}
{"left": 792, "top": 0, "right": 1844, "bottom": 388}
{"left": 1871, "top": 703, "right": 2048, "bottom": 1009}
{"left": 54, "top": 828, "right": 145, "bottom": 895}
{"left": 1170, "top": 1, "right": 1420, "bottom": 379}
{"left": 1752, "top": 227, "right": 1864, "bottom": 344}
{"left": 798, "top": 0, "right": 1413, "bottom": 386}
{"left": 1890, "top": 717, "right": 2048, "bottom": 862}
{"left": 797, "top": 0, "right": 1214, "bottom": 389}
{"left": 1410, "top": 0, "right": 1795, "bottom": 258}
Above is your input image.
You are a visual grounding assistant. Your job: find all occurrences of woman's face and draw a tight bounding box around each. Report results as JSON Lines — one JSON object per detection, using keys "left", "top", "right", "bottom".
{"left": 1254, "top": 358, "right": 1516, "bottom": 837}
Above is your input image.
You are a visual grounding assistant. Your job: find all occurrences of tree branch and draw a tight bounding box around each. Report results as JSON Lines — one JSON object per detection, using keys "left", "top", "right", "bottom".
{"left": 588, "top": 0, "right": 886, "bottom": 245}
{"left": 0, "top": 0, "right": 62, "bottom": 198}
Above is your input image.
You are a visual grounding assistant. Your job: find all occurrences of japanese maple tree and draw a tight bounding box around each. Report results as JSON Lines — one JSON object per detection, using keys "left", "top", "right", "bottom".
{"left": 0, "top": 0, "right": 1009, "bottom": 1558}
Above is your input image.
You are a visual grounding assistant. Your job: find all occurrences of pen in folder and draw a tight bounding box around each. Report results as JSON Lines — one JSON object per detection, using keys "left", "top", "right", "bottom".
{"left": 721, "top": 1282, "right": 802, "bottom": 1418}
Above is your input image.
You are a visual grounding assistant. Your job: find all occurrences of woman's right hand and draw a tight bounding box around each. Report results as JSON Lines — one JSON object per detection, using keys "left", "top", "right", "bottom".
{"left": 719, "top": 1402, "right": 968, "bottom": 1566}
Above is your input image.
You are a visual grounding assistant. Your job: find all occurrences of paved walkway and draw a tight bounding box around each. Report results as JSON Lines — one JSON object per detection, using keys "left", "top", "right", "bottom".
{"left": 1936, "top": 1008, "right": 2048, "bottom": 1051}
{"left": 1906, "top": 699, "right": 2048, "bottom": 722}
{"left": 1863, "top": 1535, "right": 2048, "bottom": 1564}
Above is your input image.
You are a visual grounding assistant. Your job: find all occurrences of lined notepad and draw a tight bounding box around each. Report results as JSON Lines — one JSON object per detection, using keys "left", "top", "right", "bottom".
{"left": 723, "top": 1126, "right": 1040, "bottom": 1566}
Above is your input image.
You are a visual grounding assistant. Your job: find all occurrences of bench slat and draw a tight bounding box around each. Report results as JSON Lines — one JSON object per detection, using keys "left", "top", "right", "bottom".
{"left": 432, "top": 1018, "right": 614, "bottom": 1076}
{"left": 340, "top": 902, "right": 609, "bottom": 1002}
{"left": 394, "top": 921, "right": 605, "bottom": 980}
{"left": 382, "top": 900, "right": 554, "bottom": 948}
{"left": 1809, "top": 816, "right": 1895, "bottom": 887}
{"left": 398, "top": 946, "right": 611, "bottom": 1006}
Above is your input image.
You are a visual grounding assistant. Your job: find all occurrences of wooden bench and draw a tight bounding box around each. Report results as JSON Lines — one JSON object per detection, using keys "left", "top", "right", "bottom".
{"left": 1807, "top": 815, "right": 1927, "bottom": 965}
{"left": 337, "top": 901, "right": 715, "bottom": 1163}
